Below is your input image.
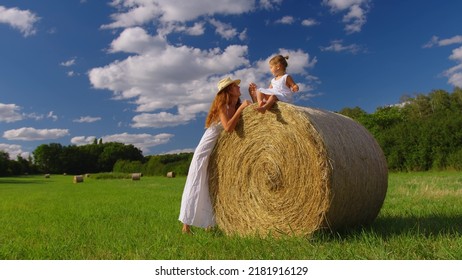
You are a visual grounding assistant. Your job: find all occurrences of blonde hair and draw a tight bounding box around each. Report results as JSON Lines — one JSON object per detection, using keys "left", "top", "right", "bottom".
{"left": 269, "top": 55, "right": 289, "bottom": 69}
{"left": 205, "top": 84, "right": 241, "bottom": 128}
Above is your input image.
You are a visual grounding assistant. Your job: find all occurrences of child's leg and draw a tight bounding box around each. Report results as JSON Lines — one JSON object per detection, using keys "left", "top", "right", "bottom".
{"left": 257, "top": 91, "right": 271, "bottom": 107}
{"left": 255, "top": 94, "right": 278, "bottom": 114}
{"left": 256, "top": 90, "right": 264, "bottom": 106}
{"left": 264, "top": 95, "right": 278, "bottom": 109}
{"left": 256, "top": 95, "right": 277, "bottom": 113}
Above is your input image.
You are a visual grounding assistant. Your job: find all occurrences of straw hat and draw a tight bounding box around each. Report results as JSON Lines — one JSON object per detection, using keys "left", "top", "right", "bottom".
{"left": 216, "top": 77, "right": 241, "bottom": 95}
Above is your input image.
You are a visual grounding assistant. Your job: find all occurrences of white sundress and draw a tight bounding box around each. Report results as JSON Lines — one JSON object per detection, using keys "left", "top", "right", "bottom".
{"left": 178, "top": 123, "right": 223, "bottom": 228}
{"left": 258, "top": 74, "right": 293, "bottom": 103}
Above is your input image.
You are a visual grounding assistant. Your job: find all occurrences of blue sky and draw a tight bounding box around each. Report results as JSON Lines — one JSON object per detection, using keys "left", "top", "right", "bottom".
{"left": 1, "top": 0, "right": 462, "bottom": 159}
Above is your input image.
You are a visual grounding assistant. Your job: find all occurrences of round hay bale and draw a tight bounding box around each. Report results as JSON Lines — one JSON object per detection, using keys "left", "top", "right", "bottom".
{"left": 73, "top": 175, "right": 84, "bottom": 183}
{"left": 166, "top": 171, "right": 176, "bottom": 178}
{"left": 208, "top": 103, "right": 388, "bottom": 236}
{"left": 44, "top": 174, "right": 50, "bottom": 178}
{"left": 131, "top": 173, "right": 141, "bottom": 180}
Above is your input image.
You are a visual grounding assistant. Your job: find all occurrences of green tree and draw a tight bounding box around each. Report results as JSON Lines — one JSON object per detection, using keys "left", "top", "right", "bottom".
{"left": 98, "top": 142, "right": 143, "bottom": 172}
{"left": 0, "top": 151, "right": 10, "bottom": 176}
{"left": 33, "top": 143, "right": 64, "bottom": 173}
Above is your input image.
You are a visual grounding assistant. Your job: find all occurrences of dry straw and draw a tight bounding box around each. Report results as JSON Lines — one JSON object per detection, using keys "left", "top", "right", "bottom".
{"left": 208, "top": 103, "right": 388, "bottom": 236}
{"left": 131, "top": 173, "right": 142, "bottom": 180}
{"left": 73, "top": 175, "right": 84, "bottom": 183}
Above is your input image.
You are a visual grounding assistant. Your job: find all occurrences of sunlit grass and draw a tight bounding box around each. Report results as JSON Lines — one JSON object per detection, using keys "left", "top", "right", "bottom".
{"left": 0, "top": 172, "right": 461, "bottom": 260}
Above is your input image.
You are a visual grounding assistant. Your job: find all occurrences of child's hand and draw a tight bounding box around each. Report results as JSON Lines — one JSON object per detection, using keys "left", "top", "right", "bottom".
{"left": 291, "top": 84, "right": 299, "bottom": 92}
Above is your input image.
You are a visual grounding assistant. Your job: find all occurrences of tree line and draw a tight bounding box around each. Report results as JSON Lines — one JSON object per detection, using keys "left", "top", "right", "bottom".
{"left": 339, "top": 87, "right": 462, "bottom": 171}
{"left": 0, "top": 139, "right": 193, "bottom": 177}
{"left": 113, "top": 153, "right": 193, "bottom": 176}
{"left": 2, "top": 87, "right": 462, "bottom": 176}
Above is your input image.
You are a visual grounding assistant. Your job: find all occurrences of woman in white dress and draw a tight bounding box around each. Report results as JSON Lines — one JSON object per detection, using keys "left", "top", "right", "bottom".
{"left": 249, "top": 55, "right": 299, "bottom": 113}
{"left": 179, "top": 77, "right": 251, "bottom": 234}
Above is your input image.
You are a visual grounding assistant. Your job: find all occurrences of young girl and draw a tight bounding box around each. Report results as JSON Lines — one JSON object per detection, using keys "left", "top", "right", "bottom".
{"left": 179, "top": 77, "right": 251, "bottom": 234}
{"left": 250, "top": 55, "right": 299, "bottom": 113}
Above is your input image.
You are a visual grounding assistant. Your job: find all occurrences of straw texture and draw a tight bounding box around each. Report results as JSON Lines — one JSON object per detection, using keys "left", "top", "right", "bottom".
{"left": 208, "top": 103, "right": 388, "bottom": 236}
{"left": 131, "top": 173, "right": 141, "bottom": 180}
{"left": 73, "top": 175, "right": 84, "bottom": 183}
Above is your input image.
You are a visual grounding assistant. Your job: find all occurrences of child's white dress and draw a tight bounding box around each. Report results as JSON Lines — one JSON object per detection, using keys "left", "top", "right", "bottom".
{"left": 178, "top": 123, "right": 223, "bottom": 228}
{"left": 258, "top": 74, "right": 293, "bottom": 103}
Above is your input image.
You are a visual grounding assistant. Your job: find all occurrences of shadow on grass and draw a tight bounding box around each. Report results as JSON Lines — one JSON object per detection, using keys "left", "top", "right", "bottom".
{"left": 0, "top": 178, "right": 47, "bottom": 185}
{"left": 318, "top": 214, "right": 462, "bottom": 240}
{"left": 372, "top": 215, "right": 462, "bottom": 236}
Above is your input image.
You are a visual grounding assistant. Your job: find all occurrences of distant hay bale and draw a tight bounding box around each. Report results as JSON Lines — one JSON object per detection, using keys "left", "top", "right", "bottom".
{"left": 85, "top": 173, "right": 91, "bottom": 178}
{"left": 167, "top": 171, "right": 176, "bottom": 178}
{"left": 208, "top": 103, "right": 388, "bottom": 236}
{"left": 73, "top": 175, "right": 84, "bottom": 183}
{"left": 44, "top": 174, "right": 50, "bottom": 178}
{"left": 131, "top": 173, "right": 142, "bottom": 180}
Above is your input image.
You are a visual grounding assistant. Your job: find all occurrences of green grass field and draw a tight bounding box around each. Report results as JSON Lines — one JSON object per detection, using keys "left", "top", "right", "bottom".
{"left": 1, "top": 172, "right": 461, "bottom": 260}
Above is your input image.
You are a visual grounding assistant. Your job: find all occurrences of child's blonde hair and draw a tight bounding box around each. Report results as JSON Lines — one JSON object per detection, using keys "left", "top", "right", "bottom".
{"left": 269, "top": 55, "right": 289, "bottom": 69}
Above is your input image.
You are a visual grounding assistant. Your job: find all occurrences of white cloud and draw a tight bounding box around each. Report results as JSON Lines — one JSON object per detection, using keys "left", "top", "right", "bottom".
{"left": 60, "top": 58, "right": 76, "bottom": 67}
{"left": 0, "top": 103, "right": 23, "bottom": 123}
{"left": 426, "top": 35, "right": 462, "bottom": 88}
{"left": 423, "top": 35, "right": 462, "bottom": 48}
{"left": 439, "top": 36, "right": 462, "bottom": 47}
{"left": 67, "top": 71, "right": 79, "bottom": 77}
{"left": 423, "top": 36, "right": 440, "bottom": 48}
{"left": 323, "top": 0, "right": 365, "bottom": 11}
{"left": 275, "top": 16, "right": 295, "bottom": 25}
{"left": 449, "top": 46, "right": 462, "bottom": 61}
{"left": 320, "top": 39, "right": 362, "bottom": 54}
{"left": 259, "top": 0, "right": 283, "bottom": 10}
{"left": 0, "top": 104, "right": 59, "bottom": 122}
{"left": 301, "top": 19, "right": 319, "bottom": 27}
{"left": 73, "top": 116, "right": 102, "bottom": 123}
{"left": 47, "top": 111, "right": 58, "bottom": 121}
{"left": 0, "top": 143, "right": 29, "bottom": 159}
{"left": 0, "top": 5, "right": 40, "bottom": 37}
{"left": 447, "top": 72, "right": 462, "bottom": 88}
{"left": 108, "top": 27, "right": 166, "bottom": 54}
{"left": 102, "top": 0, "right": 255, "bottom": 29}
{"left": 71, "top": 136, "right": 97, "bottom": 146}
{"left": 209, "top": 19, "right": 240, "bottom": 40}
{"left": 184, "top": 22, "right": 206, "bottom": 36}
{"left": 238, "top": 28, "right": 248, "bottom": 41}
{"left": 71, "top": 132, "right": 173, "bottom": 154}
{"left": 159, "top": 21, "right": 206, "bottom": 37}
{"left": 323, "top": 0, "right": 369, "bottom": 34}
{"left": 3, "top": 127, "right": 69, "bottom": 141}
{"left": 445, "top": 46, "right": 462, "bottom": 87}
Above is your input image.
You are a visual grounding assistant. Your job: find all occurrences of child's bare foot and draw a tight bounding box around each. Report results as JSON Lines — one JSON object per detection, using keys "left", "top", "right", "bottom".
{"left": 248, "top": 84, "right": 257, "bottom": 103}
{"left": 255, "top": 104, "right": 268, "bottom": 114}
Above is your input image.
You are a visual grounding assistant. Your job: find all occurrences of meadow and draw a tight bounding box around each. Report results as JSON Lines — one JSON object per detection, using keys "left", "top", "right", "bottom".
{"left": 0, "top": 172, "right": 461, "bottom": 260}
